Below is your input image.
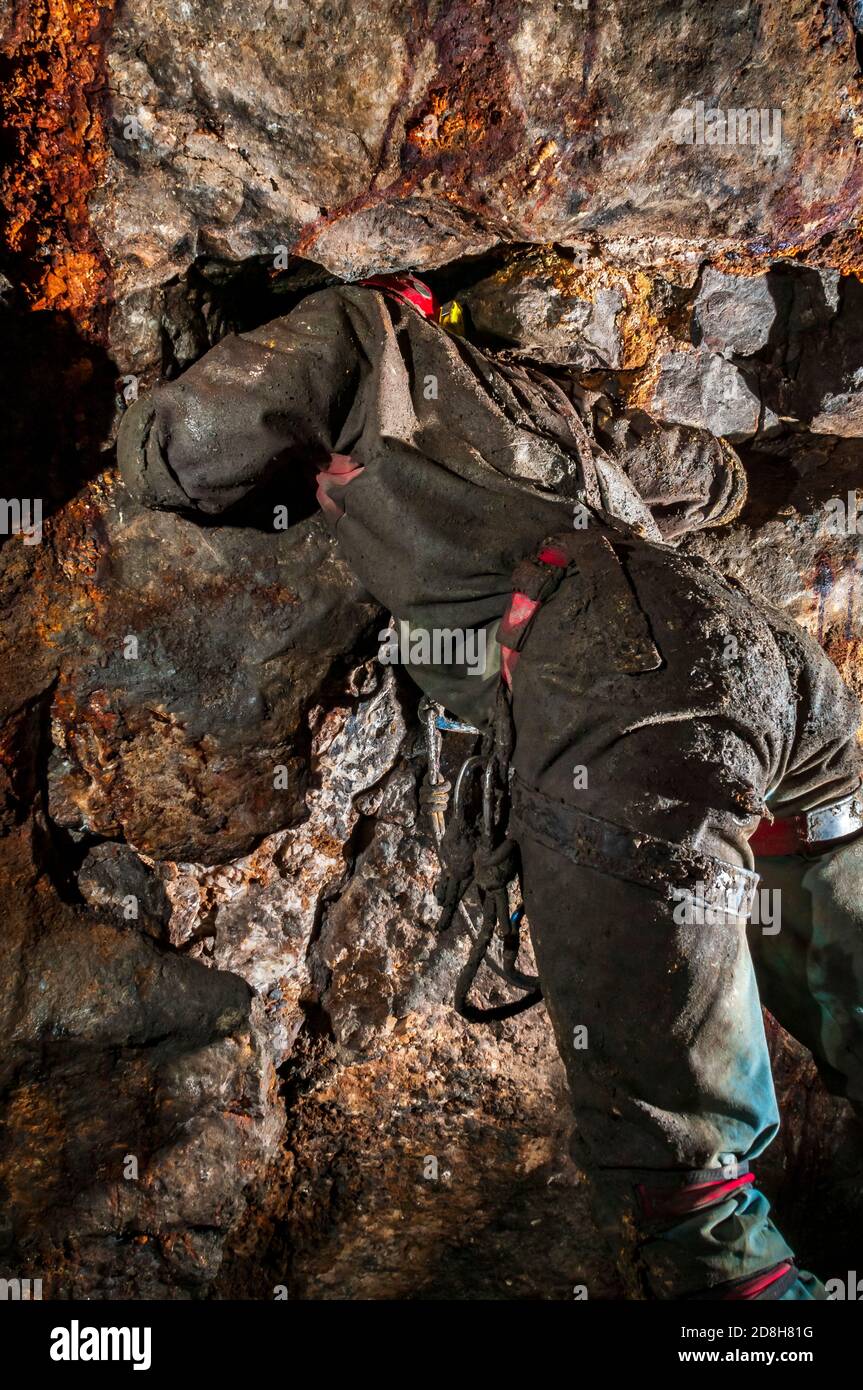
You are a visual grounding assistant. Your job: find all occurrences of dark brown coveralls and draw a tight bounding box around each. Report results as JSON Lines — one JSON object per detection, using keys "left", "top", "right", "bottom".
{"left": 118, "top": 284, "right": 863, "bottom": 1300}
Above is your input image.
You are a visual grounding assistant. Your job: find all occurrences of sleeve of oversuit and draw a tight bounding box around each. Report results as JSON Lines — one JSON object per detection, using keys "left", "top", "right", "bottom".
{"left": 116, "top": 287, "right": 369, "bottom": 515}
{"left": 591, "top": 401, "right": 748, "bottom": 540}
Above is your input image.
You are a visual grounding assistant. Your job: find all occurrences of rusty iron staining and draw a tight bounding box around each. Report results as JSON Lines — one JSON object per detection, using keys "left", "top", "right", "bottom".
{"left": 0, "top": 0, "right": 115, "bottom": 333}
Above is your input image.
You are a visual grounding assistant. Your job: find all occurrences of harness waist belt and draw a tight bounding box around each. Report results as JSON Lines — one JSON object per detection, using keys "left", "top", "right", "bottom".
{"left": 751, "top": 787, "right": 863, "bottom": 856}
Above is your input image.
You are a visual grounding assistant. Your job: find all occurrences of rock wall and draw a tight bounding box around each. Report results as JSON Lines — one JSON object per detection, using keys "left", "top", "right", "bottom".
{"left": 93, "top": 0, "right": 863, "bottom": 301}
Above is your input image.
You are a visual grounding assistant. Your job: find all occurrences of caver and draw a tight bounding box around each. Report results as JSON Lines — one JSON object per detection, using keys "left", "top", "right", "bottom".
{"left": 118, "top": 273, "right": 863, "bottom": 1299}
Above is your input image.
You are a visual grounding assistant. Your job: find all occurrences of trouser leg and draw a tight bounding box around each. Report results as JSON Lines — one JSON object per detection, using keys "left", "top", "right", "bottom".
{"left": 751, "top": 839, "right": 863, "bottom": 1110}
{"left": 518, "top": 832, "right": 810, "bottom": 1297}
{"left": 507, "top": 534, "right": 853, "bottom": 1298}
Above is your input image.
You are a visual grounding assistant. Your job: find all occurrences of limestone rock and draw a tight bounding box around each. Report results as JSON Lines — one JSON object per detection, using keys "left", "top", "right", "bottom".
{"left": 45, "top": 478, "right": 381, "bottom": 863}
{"left": 684, "top": 436, "right": 863, "bottom": 704}
{"left": 692, "top": 267, "right": 779, "bottom": 357}
{"left": 463, "top": 255, "right": 630, "bottom": 369}
{"left": 681, "top": 266, "right": 863, "bottom": 438}
{"left": 647, "top": 346, "right": 762, "bottom": 439}
{"left": 90, "top": 0, "right": 863, "bottom": 323}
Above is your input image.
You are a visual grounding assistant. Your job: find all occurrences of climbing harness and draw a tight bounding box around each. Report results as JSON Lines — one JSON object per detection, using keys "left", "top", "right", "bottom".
{"left": 419, "top": 690, "right": 542, "bottom": 1023}
{"left": 416, "top": 525, "right": 662, "bottom": 1023}
{"left": 750, "top": 784, "right": 863, "bottom": 856}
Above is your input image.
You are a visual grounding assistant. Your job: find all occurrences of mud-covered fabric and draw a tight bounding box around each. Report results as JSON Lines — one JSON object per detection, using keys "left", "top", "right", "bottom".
{"left": 117, "top": 285, "right": 745, "bottom": 728}
{"left": 591, "top": 402, "right": 749, "bottom": 541}
{"left": 509, "top": 531, "right": 862, "bottom": 1296}
{"left": 751, "top": 839, "right": 863, "bottom": 1111}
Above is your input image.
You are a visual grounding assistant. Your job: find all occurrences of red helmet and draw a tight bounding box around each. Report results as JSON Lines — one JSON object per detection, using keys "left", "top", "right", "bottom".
{"left": 358, "top": 272, "right": 438, "bottom": 320}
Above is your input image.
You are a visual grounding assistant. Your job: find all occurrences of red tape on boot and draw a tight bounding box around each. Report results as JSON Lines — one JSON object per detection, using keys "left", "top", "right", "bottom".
{"left": 717, "top": 1261, "right": 796, "bottom": 1300}
{"left": 686, "top": 1261, "right": 798, "bottom": 1301}
{"left": 636, "top": 1172, "right": 755, "bottom": 1222}
{"left": 636, "top": 1175, "right": 800, "bottom": 1300}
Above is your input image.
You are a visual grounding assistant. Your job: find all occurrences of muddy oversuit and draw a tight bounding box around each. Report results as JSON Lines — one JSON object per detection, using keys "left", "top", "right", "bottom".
{"left": 118, "top": 282, "right": 863, "bottom": 1299}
